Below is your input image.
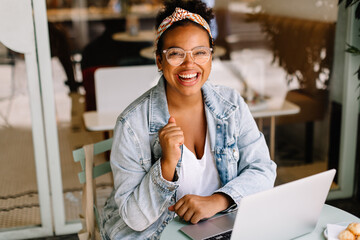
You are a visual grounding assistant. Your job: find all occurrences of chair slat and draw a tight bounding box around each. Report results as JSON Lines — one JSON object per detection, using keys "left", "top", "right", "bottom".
{"left": 73, "top": 138, "right": 113, "bottom": 236}
{"left": 78, "top": 161, "right": 111, "bottom": 184}
{"left": 73, "top": 138, "right": 113, "bottom": 170}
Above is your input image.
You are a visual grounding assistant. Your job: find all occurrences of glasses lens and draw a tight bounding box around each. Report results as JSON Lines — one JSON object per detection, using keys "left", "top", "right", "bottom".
{"left": 192, "top": 47, "right": 211, "bottom": 65}
{"left": 166, "top": 48, "right": 185, "bottom": 66}
{"left": 164, "top": 47, "right": 212, "bottom": 66}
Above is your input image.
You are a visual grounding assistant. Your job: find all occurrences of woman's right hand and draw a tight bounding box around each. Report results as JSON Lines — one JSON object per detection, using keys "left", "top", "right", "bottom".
{"left": 159, "top": 116, "right": 184, "bottom": 181}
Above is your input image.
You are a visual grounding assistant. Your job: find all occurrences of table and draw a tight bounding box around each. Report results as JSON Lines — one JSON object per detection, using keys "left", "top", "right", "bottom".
{"left": 112, "top": 30, "right": 156, "bottom": 42}
{"left": 254, "top": 100, "right": 299, "bottom": 160}
{"left": 47, "top": 7, "right": 125, "bottom": 23}
{"left": 139, "top": 46, "right": 227, "bottom": 60}
{"left": 160, "top": 204, "right": 360, "bottom": 240}
{"left": 84, "top": 101, "right": 298, "bottom": 132}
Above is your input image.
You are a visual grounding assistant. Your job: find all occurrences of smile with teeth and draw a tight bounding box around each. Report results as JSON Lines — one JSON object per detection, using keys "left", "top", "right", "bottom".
{"left": 178, "top": 73, "right": 198, "bottom": 82}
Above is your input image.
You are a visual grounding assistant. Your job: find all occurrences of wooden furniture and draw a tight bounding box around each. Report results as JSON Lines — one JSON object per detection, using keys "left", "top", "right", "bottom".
{"left": 73, "top": 138, "right": 113, "bottom": 240}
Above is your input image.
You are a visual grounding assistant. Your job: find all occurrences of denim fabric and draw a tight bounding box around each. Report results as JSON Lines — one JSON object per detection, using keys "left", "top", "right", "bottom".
{"left": 101, "top": 76, "right": 277, "bottom": 239}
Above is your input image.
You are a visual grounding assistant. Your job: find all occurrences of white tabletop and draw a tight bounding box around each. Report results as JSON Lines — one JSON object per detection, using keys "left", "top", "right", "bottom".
{"left": 112, "top": 30, "right": 155, "bottom": 42}
{"left": 160, "top": 204, "right": 360, "bottom": 240}
{"left": 83, "top": 99, "right": 299, "bottom": 132}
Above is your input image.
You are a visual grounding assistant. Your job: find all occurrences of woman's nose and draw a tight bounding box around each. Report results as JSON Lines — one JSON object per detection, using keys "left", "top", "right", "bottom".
{"left": 182, "top": 51, "right": 195, "bottom": 65}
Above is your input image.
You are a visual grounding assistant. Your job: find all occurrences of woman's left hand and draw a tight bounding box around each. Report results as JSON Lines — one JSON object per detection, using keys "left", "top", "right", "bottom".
{"left": 168, "top": 193, "right": 232, "bottom": 224}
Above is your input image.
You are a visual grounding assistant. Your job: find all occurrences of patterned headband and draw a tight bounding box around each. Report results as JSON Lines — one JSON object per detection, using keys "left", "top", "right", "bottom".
{"left": 155, "top": 7, "right": 213, "bottom": 47}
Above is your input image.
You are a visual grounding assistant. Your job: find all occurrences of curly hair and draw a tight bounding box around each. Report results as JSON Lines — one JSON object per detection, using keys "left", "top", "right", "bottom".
{"left": 155, "top": 0, "right": 214, "bottom": 57}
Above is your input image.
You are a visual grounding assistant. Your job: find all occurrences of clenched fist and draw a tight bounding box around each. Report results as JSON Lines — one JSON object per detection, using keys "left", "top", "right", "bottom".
{"left": 158, "top": 117, "right": 184, "bottom": 181}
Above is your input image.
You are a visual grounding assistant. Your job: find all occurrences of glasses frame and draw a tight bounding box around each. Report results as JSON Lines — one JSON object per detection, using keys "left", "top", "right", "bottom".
{"left": 162, "top": 46, "right": 213, "bottom": 66}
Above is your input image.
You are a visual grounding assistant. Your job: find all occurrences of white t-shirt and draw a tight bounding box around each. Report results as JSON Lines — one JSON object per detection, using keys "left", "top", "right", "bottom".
{"left": 176, "top": 132, "right": 221, "bottom": 201}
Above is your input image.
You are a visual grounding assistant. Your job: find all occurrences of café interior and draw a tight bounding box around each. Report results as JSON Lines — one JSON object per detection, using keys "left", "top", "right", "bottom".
{"left": 0, "top": 0, "right": 359, "bottom": 239}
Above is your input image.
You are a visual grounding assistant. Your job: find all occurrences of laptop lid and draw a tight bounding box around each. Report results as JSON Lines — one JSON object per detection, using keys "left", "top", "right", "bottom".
{"left": 180, "top": 169, "right": 336, "bottom": 240}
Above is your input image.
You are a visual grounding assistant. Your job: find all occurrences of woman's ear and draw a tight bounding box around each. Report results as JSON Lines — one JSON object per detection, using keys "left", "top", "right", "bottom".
{"left": 156, "top": 55, "right": 162, "bottom": 72}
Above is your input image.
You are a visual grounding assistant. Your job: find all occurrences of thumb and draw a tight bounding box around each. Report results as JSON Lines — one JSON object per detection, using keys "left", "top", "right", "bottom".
{"left": 168, "top": 116, "right": 176, "bottom": 124}
{"left": 168, "top": 205, "right": 175, "bottom": 211}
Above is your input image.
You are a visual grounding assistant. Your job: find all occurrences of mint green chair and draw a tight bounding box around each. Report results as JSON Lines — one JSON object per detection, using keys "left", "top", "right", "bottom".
{"left": 73, "top": 138, "right": 113, "bottom": 240}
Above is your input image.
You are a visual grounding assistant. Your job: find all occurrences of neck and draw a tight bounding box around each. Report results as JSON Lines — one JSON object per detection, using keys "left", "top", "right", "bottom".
{"left": 166, "top": 87, "right": 203, "bottom": 111}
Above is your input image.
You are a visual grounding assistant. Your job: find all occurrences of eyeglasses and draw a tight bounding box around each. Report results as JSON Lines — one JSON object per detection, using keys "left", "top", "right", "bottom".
{"left": 162, "top": 46, "right": 213, "bottom": 66}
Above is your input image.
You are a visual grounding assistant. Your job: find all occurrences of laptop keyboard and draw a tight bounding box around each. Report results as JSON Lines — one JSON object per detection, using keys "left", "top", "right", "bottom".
{"left": 204, "top": 230, "right": 232, "bottom": 240}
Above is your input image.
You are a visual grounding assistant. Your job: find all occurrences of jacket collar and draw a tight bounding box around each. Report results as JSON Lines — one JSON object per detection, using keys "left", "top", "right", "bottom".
{"left": 202, "top": 81, "right": 238, "bottom": 120}
{"left": 148, "top": 76, "right": 238, "bottom": 133}
{"left": 149, "top": 76, "right": 170, "bottom": 133}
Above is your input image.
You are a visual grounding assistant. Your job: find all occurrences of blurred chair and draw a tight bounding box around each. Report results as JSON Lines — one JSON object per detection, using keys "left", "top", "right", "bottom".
{"left": 73, "top": 138, "right": 113, "bottom": 240}
{"left": 255, "top": 14, "right": 336, "bottom": 163}
{"left": 82, "top": 65, "right": 108, "bottom": 111}
{"left": 94, "top": 65, "right": 159, "bottom": 113}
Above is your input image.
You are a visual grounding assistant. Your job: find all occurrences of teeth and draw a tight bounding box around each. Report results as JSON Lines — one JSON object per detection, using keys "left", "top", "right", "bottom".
{"left": 179, "top": 73, "right": 197, "bottom": 79}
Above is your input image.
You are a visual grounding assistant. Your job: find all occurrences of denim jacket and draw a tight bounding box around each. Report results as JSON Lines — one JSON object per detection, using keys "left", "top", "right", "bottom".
{"left": 101, "top": 76, "right": 277, "bottom": 240}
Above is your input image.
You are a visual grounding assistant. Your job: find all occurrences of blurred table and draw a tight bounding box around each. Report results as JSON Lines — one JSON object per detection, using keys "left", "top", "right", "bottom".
{"left": 160, "top": 204, "right": 360, "bottom": 240}
{"left": 112, "top": 30, "right": 156, "bottom": 42}
{"left": 47, "top": 7, "right": 125, "bottom": 22}
{"left": 47, "top": 6, "right": 159, "bottom": 23}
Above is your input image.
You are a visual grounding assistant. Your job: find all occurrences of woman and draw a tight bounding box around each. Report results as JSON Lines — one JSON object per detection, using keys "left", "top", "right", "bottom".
{"left": 101, "top": 1, "right": 276, "bottom": 239}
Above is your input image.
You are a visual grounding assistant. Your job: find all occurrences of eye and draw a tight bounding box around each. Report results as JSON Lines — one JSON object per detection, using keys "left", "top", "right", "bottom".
{"left": 169, "top": 51, "right": 180, "bottom": 57}
{"left": 167, "top": 49, "right": 184, "bottom": 57}
{"left": 193, "top": 50, "right": 207, "bottom": 56}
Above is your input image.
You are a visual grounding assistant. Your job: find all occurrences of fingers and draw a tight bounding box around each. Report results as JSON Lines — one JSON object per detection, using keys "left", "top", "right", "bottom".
{"left": 159, "top": 116, "right": 184, "bottom": 151}
{"left": 159, "top": 125, "right": 183, "bottom": 140}
{"left": 171, "top": 195, "right": 202, "bottom": 224}
{"left": 159, "top": 117, "right": 184, "bottom": 181}
{"left": 170, "top": 195, "right": 224, "bottom": 224}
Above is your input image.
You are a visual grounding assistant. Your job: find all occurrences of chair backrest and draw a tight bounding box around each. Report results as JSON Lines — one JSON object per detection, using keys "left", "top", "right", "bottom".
{"left": 73, "top": 138, "right": 113, "bottom": 240}
{"left": 73, "top": 138, "right": 113, "bottom": 184}
{"left": 94, "top": 65, "right": 159, "bottom": 113}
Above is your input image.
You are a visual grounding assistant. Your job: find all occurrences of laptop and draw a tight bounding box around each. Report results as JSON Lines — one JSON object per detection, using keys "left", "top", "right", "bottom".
{"left": 180, "top": 169, "right": 336, "bottom": 240}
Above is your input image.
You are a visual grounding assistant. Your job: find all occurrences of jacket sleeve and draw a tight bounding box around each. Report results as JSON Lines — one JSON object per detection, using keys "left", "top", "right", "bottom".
{"left": 110, "top": 118, "right": 179, "bottom": 231}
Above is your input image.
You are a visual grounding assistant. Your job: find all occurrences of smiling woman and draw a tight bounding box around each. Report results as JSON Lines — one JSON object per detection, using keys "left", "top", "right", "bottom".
{"left": 100, "top": 1, "right": 276, "bottom": 239}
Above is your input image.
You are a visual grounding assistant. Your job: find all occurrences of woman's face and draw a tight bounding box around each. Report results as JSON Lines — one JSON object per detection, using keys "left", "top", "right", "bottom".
{"left": 156, "top": 24, "right": 212, "bottom": 99}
